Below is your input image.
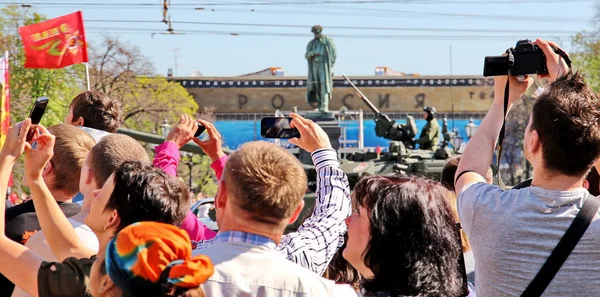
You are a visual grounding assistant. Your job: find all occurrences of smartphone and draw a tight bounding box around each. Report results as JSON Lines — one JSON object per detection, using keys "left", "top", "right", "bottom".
{"left": 26, "top": 97, "right": 49, "bottom": 141}
{"left": 195, "top": 123, "right": 206, "bottom": 137}
{"left": 260, "top": 117, "right": 300, "bottom": 139}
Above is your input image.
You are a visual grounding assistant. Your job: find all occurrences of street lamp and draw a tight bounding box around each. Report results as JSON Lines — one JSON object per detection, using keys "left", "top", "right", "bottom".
{"left": 450, "top": 129, "right": 463, "bottom": 152}
{"left": 160, "top": 118, "right": 172, "bottom": 137}
{"left": 465, "top": 118, "right": 478, "bottom": 139}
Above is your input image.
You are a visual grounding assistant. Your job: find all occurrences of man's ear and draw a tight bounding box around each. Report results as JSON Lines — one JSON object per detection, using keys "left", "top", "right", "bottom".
{"left": 288, "top": 200, "right": 305, "bottom": 225}
{"left": 85, "top": 168, "right": 94, "bottom": 186}
{"left": 99, "top": 274, "right": 117, "bottom": 294}
{"left": 74, "top": 116, "right": 84, "bottom": 127}
{"left": 530, "top": 130, "right": 541, "bottom": 154}
{"left": 42, "top": 162, "right": 53, "bottom": 177}
{"left": 215, "top": 180, "right": 227, "bottom": 209}
{"left": 104, "top": 209, "right": 121, "bottom": 232}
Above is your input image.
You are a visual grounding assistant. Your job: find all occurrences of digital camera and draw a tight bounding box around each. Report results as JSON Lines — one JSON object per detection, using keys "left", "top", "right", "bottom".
{"left": 483, "top": 39, "right": 553, "bottom": 77}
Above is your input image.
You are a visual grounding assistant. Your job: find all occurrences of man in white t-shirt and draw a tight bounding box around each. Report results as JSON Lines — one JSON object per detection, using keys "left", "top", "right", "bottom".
{"left": 11, "top": 134, "right": 149, "bottom": 297}
{"left": 455, "top": 39, "right": 600, "bottom": 297}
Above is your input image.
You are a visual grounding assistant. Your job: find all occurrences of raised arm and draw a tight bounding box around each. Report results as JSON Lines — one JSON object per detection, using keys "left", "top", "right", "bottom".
{"left": 153, "top": 114, "right": 198, "bottom": 176}
{"left": 455, "top": 39, "right": 569, "bottom": 194}
{"left": 193, "top": 120, "right": 226, "bottom": 180}
{"left": 25, "top": 124, "right": 96, "bottom": 261}
{"left": 455, "top": 75, "right": 533, "bottom": 193}
{"left": 277, "top": 113, "right": 351, "bottom": 275}
{"left": 0, "top": 120, "right": 45, "bottom": 297}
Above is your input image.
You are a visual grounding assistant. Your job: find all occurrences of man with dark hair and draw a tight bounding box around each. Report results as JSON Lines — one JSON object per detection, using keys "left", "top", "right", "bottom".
{"left": 64, "top": 91, "right": 123, "bottom": 135}
{"left": 455, "top": 39, "right": 600, "bottom": 296}
{"left": 0, "top": 120, "right": 192, "bottom": 297}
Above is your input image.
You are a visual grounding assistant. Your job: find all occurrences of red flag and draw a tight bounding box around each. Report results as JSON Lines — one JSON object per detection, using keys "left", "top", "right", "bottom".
{"left": 18, "top": 11, "right": 88, "bottom": 69}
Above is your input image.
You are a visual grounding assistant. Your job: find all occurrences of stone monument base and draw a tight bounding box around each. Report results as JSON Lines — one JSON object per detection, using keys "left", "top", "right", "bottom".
{"left": 299, "top": 112, "right": 341, "bottom": 165}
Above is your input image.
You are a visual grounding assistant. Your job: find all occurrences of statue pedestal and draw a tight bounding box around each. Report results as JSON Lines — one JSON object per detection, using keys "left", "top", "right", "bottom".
{"left": 299, "top": 112, "right": 341, "bottom": 165}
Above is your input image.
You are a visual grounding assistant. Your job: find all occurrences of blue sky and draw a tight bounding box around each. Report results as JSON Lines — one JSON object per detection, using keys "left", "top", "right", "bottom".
{"left": 24, "top": 0, "right": 597, "bottom": 77}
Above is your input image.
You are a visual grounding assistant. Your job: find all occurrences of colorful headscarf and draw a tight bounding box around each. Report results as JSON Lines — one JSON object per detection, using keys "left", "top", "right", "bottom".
{"left": 105, "top": 222, "right": 214, "bottom": 297}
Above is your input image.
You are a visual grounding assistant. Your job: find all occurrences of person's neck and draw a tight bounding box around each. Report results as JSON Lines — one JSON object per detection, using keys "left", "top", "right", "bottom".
{"left": 96, "top": 230, "right": 115, "bottom": 253}
{"left": 218, "top": 216, "right": 285, "bottom": 245}
{"left": 531, "top": 166, "right": 584, "bottom": 191}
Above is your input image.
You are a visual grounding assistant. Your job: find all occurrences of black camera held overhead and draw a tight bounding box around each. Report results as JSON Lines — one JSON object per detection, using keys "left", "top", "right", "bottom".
{"left": 483, "top": 39, "right": 571, "bottom": 77}
{"left": 483, "top": 39, "right": 572, "bottom": 189}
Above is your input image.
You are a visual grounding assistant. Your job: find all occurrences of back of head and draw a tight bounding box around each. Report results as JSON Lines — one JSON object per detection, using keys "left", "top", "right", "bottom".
{"left": 531, "top": 72, "right": 600, "bottom": 177}
{"left": 48, "top": 124, "right": 96, "bottom": 196}
{"left": 104, "top": 222, "right": 213, "bottom": 297}
{"left": 105, "top": 161, "right": 192, "bottom": 231}
{"left": 70, "top": 91, "right": 123, "bottom": 133}
{"left": 353, "top": 174, "right": 463, "bottom": 296}
{"left": 89, "top": 134, "right": 150, "bottom": 187}
{"left": 223, "top": 141, "right": 307, "bottom": 224}
{"left": 441, "top": 156, "right": 493, "bottom": 192}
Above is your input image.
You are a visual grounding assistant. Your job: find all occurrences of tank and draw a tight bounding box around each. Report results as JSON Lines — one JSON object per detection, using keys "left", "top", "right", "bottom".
{"left": 339, "top": 75, "right": 458, "bottom": 187}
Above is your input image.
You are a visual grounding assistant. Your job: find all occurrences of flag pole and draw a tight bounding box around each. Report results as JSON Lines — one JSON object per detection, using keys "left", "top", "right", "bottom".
{"left": 85, "top": 62, "right": 90, "bottom": 91}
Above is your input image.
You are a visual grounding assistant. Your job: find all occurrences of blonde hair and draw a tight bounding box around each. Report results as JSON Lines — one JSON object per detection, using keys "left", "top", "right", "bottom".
{"left": 48, "top": 124, "right": 96, "bottom": 195}
{"left": 223, "top": 141, "right": 307, "bottom": 222}
{"left": 445, "top": 190, "right": 471, "bottom": 252}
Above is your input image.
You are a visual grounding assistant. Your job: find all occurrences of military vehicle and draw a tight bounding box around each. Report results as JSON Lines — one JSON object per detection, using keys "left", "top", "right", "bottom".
{"left": 338, "top": 75, "right": 458, "bottom": 188}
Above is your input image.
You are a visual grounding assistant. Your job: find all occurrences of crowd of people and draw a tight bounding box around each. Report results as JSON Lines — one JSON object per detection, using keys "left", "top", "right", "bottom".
{"left": 0, "top": 38, "right": 596, "bottom": 297}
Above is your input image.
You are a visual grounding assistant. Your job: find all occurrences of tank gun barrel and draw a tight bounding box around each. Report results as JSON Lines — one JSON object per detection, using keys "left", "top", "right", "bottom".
{"left": 343, "top": 74, "right": 415, "bottom": 147}
{"left": 342, "top": 75, "right": 391, "bottom": 122}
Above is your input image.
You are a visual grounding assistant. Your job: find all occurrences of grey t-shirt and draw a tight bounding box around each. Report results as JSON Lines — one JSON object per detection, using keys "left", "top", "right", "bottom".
{"left": 458, "top": 183, "right": 600, "bottom": 297}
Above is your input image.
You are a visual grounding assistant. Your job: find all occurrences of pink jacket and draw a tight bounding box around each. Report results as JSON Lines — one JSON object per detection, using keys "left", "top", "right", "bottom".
{"left": 154, "top": 142, "right": 226, "bottom": 242}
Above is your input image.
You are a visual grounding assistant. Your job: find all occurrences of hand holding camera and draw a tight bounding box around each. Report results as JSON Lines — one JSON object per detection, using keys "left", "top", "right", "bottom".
{"left": 483, "top": 38, "right": 570, "bottom": 81}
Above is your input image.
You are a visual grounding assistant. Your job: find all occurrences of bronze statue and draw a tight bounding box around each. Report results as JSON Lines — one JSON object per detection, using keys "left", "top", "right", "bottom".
{"left": 305, "top": 25, "right": 337, "bottom": 112}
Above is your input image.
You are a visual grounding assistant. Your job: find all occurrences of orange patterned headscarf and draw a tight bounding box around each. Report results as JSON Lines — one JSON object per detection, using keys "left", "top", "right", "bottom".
{"left": 105, "top": 222, "right": 214, "bottom": 297}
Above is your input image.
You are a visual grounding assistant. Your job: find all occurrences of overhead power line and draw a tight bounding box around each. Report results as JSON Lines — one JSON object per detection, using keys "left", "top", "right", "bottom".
{"left": 83, "top": 26, "right": 576, "bottom": 41}
{"left": 79, "top": 19, "right": 581, "bottom": 35}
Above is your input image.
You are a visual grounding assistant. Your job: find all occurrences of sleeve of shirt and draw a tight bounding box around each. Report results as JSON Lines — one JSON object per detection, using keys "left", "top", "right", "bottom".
{"left": 210, "top": 155, "right": 228, "bottom": 181}
{"left": 457, "top": 182, "right": 495, "bottom": 238}
{"left": 276, "top": 148, "right": 351, "bottom": 276}
{"left": 37, "top": 256, "right": 95, "bottom": 297}
{"left": 153, "top": 142, "right": 180, "bottom": 177}
{"left": 180, "top": 212, "right": 218, "bottom": 242}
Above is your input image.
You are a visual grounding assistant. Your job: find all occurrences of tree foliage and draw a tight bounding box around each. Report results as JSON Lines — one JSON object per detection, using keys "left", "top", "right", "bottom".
{"left": 89, "top": 37, "right": 198, "bottom": 132}
{"left": 0, "top": 6, "right": 205, "bottom": 196}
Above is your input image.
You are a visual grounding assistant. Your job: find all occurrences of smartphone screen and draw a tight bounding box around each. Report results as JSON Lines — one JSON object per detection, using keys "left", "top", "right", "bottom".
{"left": 26, "top": 97, "right": 49, "bottom": 141}
{"left": 195, "top": 123, "right": 206, "bottom": 137}
{"left": 260, "top": 117, "right": 300, "bottom": 139}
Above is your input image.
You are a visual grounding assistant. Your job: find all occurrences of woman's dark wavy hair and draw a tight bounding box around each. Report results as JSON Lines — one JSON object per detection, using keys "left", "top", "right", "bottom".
{"left": 353, "top": 174, "right": 463, "bottom": 296}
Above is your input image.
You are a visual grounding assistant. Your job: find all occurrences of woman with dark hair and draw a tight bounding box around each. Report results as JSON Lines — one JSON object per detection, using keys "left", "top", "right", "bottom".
{"left": 343, "top": 174, "right": 465, "bottom": 297}
{"left": 89, "top": 221, "right": 214, "bottom": 297}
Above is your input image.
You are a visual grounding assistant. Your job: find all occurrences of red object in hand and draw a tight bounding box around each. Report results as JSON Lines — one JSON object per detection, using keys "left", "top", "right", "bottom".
{"left": 376, "top": 145, "right": 382, "bottom": 154}
{"left": 18, "top": 11, "right": 88, "bottom": 69}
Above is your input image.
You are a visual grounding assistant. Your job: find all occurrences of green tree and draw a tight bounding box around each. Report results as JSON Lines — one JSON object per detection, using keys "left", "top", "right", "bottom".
{"left": 89, "top": 36, "right": 198, "bottom": 132}
{"left": 572, "top": 32, "right": 600, "bottom": 92}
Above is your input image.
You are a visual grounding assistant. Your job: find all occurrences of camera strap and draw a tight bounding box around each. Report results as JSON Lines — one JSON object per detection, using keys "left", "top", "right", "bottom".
{"left": 496, "top": 48, "right": 572, "bottom": 189}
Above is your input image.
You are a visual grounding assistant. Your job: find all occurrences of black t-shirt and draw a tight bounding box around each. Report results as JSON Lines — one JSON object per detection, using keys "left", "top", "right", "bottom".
{"left": 38, "top": 256, "right": 96, "bottom": 297}
{"left": 0, "top": 200, "right": 81, "bottom": 296}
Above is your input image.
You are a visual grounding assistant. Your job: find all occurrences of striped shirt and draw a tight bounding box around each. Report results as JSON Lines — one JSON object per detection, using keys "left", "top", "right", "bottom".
{"left": 194, "top": 148, "right": 351, "bottom": 276}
